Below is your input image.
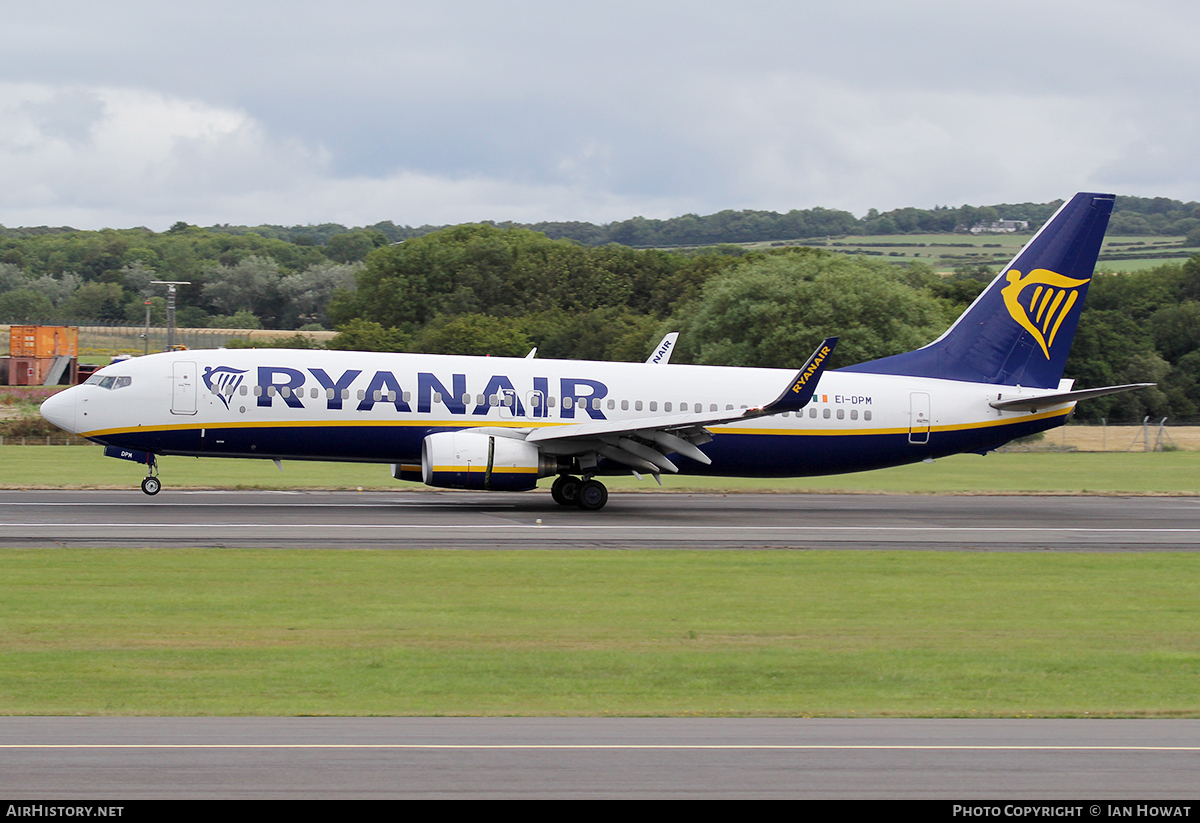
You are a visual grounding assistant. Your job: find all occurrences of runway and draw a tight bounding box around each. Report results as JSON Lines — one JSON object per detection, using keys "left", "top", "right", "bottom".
{"left": 3, "top": 490, "right": 1197, "bottom": 799}
{"left": 2, "top": 717, "right": 1199, "bottom": 799}
{"left": 1, "top": 488, "right": 1197, "bottom": 550}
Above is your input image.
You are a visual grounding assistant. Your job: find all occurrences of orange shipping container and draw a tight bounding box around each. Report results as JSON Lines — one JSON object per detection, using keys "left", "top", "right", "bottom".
{"left": 9, "top": 326, "right": 78, "bottom": 358}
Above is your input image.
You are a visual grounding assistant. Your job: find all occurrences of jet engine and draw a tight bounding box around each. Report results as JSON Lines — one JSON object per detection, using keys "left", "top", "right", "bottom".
{"left": 420, "top": 431, "right": 557, "bottom": 491}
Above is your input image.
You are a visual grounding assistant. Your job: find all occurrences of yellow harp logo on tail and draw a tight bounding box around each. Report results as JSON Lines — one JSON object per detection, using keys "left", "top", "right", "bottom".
{"left": 1000, "top": 268, "right": 1091, "bottom": 359}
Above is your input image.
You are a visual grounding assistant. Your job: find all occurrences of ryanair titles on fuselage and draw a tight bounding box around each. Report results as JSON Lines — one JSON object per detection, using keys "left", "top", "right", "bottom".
{"left": 212, "top": 364, "right": 612, "bottom": 419}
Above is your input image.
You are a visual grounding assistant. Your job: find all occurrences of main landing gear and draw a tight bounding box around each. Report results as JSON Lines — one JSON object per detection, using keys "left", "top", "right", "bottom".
{"left": 551, "top": 474, "right": 609, "bottom": 511}
{"left": 140, "top": 455, "right": 161, "bottom": 496}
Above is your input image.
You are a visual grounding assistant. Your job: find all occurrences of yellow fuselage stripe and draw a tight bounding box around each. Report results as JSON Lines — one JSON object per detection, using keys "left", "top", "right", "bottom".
{"left": 81, "top": 407, "right": 1069, "bottom": 440}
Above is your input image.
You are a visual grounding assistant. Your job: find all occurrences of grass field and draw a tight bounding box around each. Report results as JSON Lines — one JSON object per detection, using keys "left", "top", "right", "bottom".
{"left": 736, "top": 234, "right": 1197, "bottom": 272}
{"left": 1, "top": 445, "right": 1196, "bottom": 495}
{"left": 3, "top": 446, "right": 1196, "bottom": 718}
{"left": 1, "top": 548, "right": 1197, "bottom": 717}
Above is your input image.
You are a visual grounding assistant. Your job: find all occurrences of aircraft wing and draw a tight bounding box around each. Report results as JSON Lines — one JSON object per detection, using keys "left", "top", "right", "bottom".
{"left": 522, "top": 338, "right": 837, "bottom": 473}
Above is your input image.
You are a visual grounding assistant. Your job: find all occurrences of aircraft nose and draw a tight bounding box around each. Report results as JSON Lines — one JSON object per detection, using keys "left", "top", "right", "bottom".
{"left": 40, "top": 387, "right": 78, "bottom": 434}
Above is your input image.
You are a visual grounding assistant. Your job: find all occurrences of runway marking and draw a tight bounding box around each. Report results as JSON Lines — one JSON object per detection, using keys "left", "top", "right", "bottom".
{"left": 13, "top": 502, "right": 518, "bottom": 509}
{"left": 3, "top": 744, "right": 1200, "bottom": 751}
{"left": 4, "top": 523, "right": 1200, "bottom": 534}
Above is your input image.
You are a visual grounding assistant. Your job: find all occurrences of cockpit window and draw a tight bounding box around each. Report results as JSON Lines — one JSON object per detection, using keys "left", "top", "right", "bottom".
{"left": 84, "top": 374, "right": 132, "bottom": 390}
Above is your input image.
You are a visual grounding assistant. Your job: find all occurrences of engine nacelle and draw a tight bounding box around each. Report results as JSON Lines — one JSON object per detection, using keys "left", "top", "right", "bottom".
{"left": 421, "top": 431, "right": 556, "bottom": 491}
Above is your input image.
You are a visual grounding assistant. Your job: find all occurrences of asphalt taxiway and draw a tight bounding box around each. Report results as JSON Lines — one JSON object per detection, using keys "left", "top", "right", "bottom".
{"left": 0, "top": 489, "right": 1197, "bottom": 550}
{"left": 2, "top": 717, "right": 1199, "bottom": 799}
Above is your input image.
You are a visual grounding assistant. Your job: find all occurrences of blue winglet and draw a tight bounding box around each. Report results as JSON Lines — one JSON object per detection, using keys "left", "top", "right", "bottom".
{"left": 762, "top": 337, "right": 838, "bottom": 414}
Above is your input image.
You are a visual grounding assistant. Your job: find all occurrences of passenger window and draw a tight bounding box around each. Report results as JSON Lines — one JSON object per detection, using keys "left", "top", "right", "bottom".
{"left": 592, "top": 398, "right": 601, "bottom": 410}
{"left": 240, "top": 386, "right": 248, "bottom": 396}
{"left": 621, "top": 400, "right": 629, "bottom": 411}
{"left": 726, "top": 404, "right": 733, "bottom": 411}
{"left": 864, "top": 410, "right": 872, "bottom": 421}
{"left": 837, "top": 409, "right": 845, "bottom": 419}
{"left": 650, "top": 401, "right": 657, "bottom": 412}
{"left": 809, "top": 408, "right": 816, "bottom": 418}
{"left": 476, "top": 394, "right": 485, "bottom": 405}
{"left": 341, "top": 389, "right": 349, "bottom": 400}
{"left": 607, "top": 399, "right": 615, "bottom": 410}
{"left": 403, "top": 391, "right": 411, "bottom": 403}
{"left": 564, "top": 397, "right": 574, "bottom": 409}
{"left": 710, "top": 404, "right": 718, "bottom": 412}
{"left": 850, "top": 409, "right": 858, "bottom": 420}
{"left": 503, "top": 395, "right": 513, "bottom": 407}
{"left": 490, "top": 395, "right": 499, "bottom": 406}
{"left": 823, "top": 408, "right": 830, "bottom": 419}
{"left": 268, "top": 386, "right": 277, "bottom": 397}
{"left": 635, "top": 401, "right": 643, "bottom": 411}
{"left": 548, "top": 396, "right": 556, "bottom": 408}
{"left": 326, "top": 388, "right": 335, "bottom": 399}
{"left": 357, "top": 390, "right": 365, "bottom": 400}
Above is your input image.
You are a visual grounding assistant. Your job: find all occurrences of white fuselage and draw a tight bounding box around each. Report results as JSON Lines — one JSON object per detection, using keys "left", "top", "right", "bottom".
{"left": 43, "top": 348, "right": 1072, "bottom": 478}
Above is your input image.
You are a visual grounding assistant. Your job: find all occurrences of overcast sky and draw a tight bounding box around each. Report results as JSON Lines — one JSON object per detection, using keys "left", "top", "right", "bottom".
{"left": 0, "top": 1, "right": 1196, "bottom": 230}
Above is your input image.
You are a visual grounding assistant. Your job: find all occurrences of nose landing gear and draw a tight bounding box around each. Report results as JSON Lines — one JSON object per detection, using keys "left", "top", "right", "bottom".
{"left": 140, "top": 455, "right": 161, "bottom": 496}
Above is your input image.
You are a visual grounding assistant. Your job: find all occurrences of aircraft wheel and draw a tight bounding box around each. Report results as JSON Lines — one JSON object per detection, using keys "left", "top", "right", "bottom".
{"left": 551, "top": 475, "right": 581, "bottom": 506}
{"left": 140, "top": 476, "right": 161, "bottom": 496}
{"left": 576, "top": 479, "right": 608, "bottom": 511}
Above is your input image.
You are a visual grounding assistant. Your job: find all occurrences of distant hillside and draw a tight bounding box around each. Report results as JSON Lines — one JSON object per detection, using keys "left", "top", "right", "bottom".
{"left": 3, "top": 194, "right": 1195, "bottom": 249}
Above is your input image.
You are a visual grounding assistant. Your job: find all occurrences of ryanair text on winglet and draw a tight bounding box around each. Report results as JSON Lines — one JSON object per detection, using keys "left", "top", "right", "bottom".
{"left": 791, "top": 344, "right": 832, "bottom": 394}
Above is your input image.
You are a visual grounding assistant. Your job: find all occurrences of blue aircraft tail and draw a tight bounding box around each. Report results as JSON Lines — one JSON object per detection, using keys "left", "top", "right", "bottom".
{"left": 841, "top": 192, "right": 1115, "bottom": 389}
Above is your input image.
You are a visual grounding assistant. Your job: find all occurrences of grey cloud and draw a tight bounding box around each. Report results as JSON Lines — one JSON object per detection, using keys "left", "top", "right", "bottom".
{"left": 0, "top": 1, "right": 1197, "bottom": 228}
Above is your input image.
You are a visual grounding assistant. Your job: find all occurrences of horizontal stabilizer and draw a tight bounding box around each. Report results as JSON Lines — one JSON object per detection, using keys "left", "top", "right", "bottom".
{"left": 989, "top": 383, "right": 1154, "bottom": 412}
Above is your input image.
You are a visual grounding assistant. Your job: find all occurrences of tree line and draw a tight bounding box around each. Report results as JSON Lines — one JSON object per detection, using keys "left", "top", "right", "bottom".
{"left": 319, "top": 224, "right": 1199, "bottom": 423}
{"left": 2, "top": 205, "right": 1199, "bottom": 422}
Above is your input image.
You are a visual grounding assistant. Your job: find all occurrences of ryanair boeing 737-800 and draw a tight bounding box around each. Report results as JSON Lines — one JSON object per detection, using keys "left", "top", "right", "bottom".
{"left": 40, "top": 192, "right": 1148, "bottom": 510}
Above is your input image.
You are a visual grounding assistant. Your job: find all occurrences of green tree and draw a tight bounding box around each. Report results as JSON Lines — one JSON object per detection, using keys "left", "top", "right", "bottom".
{"left": 62, "top": 281, "right": 126, "bottom": 320}
{"left": 323, "top": 230, "right": 388, "bottom": 264}
{"left": 327, "top": 319, "right": 412, "bottom": 352}
{"left": 0, "top": 288, "right": 55, "bottom": 322}
{"left": 277, "top": 261, "right": 361, "bottom": 329}
{"left": 671, "top": 249, "right": 949, "bottom": 368}
{"left": 208, "top": 310, "right": 263, "bottom": 329}
{"left": 201, "top": 256, "right": 283, "bottom": 324}
{"left": 416, "top": 313, "right": 532, "bottom": 357}
{"left": 344, "top": 225, "right": 638, "bottom": 330}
